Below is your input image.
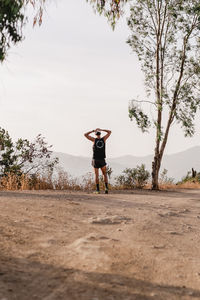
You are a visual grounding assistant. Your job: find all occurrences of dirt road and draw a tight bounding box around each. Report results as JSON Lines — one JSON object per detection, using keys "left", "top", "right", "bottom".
{"left": 0, "top": 189, "right": 200, "bottom": 299}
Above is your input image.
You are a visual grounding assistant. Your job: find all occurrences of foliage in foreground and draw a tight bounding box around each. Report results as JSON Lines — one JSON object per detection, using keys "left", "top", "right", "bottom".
{"left": 0, "top": 0, "right": 45, "bottom": 62}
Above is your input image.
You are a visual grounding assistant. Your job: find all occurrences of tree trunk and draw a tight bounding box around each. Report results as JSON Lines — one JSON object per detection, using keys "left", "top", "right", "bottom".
{"left": 151, "top": 155, "right": 161, "bottom": 190}
{"left": 152, "top": 8, "right": 162, "bottom": 191}
{"left": 152, "top": 134, "right": 161, "bottom": 190}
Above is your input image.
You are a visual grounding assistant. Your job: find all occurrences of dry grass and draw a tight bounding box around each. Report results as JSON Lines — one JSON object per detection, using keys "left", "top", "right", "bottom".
{"left": 1, "top": 172, "right": 200, "bottom": 191}
{"left": 158, "top": 183, "right": 178, "bottom": 190}
{"left": 0, "top": 171, "right": 96, "bottom": 191}
{"left": 149, "top": 182, "right": 200, "bottom": 190}
{"left": 53, "top": 169, "right": 81, "bottom": 190}
{"left": 175, "top": 182, "right": 200, "bottom": 189}
{"left": 0, "top": 173, "right": 53, "bottom": 191}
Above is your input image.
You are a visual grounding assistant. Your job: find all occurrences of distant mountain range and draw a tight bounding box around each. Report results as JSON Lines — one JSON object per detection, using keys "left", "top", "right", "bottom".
{"left": 54, "top": 146, "right": 200, "bottom": 181}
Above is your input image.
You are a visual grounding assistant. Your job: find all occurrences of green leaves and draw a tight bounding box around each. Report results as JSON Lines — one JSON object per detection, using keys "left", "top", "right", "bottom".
{"left": 128, "top": 101, "right": 151, "bottom": 132}
{"left": 127, "top": 0, "right": 200, "bottom": 136}
{"left": 115, "top": 164, "right": 150, "bottom": 189}
{"left": 0, "top": 0, "right": 25, "bottom": 61}
{"left": 86, "top": 0, "right": 129, "bottom": 28}
{"left": 0, "top": 0, "right": 46, "bottom": 62}
{"left": 0, "top": 127, "right": 58, "bottom": 176}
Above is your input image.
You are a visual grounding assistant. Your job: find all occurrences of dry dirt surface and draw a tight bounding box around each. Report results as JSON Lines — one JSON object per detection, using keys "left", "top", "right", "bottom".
{"left": 1, "top": 189, "right": 200, "bottom": 300}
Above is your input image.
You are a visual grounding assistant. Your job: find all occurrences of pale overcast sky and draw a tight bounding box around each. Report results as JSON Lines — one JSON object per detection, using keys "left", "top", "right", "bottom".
{"left": 0, "top": 0, "right": 199, "bottom": 158}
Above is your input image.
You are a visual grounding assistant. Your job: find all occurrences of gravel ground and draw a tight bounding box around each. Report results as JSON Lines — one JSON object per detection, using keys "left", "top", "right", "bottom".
{"left": 0, "top": 189, "right": 200, "bottom": 300}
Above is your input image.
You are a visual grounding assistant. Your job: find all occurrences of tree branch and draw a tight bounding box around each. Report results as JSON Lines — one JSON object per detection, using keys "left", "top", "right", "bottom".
{"left": 131, "top": 99, "right": 156, "bottom": 106}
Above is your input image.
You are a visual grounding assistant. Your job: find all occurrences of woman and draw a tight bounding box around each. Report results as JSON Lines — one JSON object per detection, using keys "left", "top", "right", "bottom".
{"left": 84, "top": 128, "right": 111, "bottom": 193}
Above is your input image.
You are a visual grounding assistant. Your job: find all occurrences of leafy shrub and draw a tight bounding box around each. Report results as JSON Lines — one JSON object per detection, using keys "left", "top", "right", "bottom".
{"left": 0, "top": 127, "right": 58, "bottom": 177}
{"left": 179, "top": 169, "right": 200, "bottom": 184}
{"left": 115, "top": 164, "right": 150, "bottom": 189}
{"left": 159, "top": 169, "right": 174, "bottom": 185}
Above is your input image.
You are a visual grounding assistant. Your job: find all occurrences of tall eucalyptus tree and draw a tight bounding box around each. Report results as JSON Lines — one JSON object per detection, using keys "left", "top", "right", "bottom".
{"left": 128, "top": 0, "right": 200, "bottom": 189}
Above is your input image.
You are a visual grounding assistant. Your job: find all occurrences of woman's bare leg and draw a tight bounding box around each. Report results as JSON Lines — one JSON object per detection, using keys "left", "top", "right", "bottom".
{"left": 94, "top": 168, "right": 99, "bottom": 184}
{"left": 94, "top": 168, "right": 100, "bottom": 192}
{"left": 101, "top": 166, "right": 108, "bottom": 183}
{"left": 101, "top": 166, "right": 108, "bottom": 193}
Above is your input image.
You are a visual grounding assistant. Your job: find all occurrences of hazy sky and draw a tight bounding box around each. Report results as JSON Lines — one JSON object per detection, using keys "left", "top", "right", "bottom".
{"left": 0, "top": 0, "right": 199, "bottom": 158}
